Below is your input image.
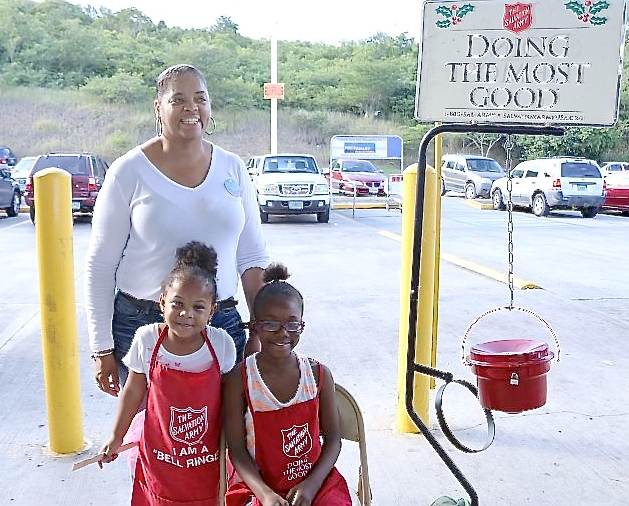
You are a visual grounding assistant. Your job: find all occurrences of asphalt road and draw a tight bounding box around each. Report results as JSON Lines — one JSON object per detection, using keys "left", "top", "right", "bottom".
{"left": 1, "top": 197, "right": 628, "bottom": 505}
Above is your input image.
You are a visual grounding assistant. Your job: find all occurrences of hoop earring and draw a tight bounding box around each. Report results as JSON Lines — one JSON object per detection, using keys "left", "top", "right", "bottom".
{"left": 205, "top": 117, "right": 216, "bottom": 136}
{"left": 155, "top": 117, "right": 162, "bottom": 137}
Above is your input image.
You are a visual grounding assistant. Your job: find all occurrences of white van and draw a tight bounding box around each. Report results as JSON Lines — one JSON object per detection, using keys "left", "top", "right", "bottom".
{"left": 490, "top": 157, "right": 605, "bottom": 218}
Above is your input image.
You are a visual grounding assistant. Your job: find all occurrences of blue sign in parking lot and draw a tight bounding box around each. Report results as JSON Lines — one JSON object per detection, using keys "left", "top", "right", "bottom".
{"left": 330, "top": 135, "right": 403, "bottom": 161}
{"left": 344, "top": 142, "right": 377, "bottom": 154}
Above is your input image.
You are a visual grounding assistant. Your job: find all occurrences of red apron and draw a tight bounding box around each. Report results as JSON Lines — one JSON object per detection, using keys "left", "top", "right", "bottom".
{"left": 131, "top": 326, "right": 222, "bottom": 505}
{"left": 225, "top": 361, "right": 351, "bottom": 506}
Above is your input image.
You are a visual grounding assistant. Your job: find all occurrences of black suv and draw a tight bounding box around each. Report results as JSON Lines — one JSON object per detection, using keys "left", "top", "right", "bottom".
{"left": 24, "top": 153, "right": 109, "bottom": 223}
{"left": 0, "top": 165, "right": 21, "bottom": 217}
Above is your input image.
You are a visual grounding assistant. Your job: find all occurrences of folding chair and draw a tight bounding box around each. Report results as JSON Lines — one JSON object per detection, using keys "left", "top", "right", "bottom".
{"left": 335, "top": 383, "right": 372, "bottom": 506}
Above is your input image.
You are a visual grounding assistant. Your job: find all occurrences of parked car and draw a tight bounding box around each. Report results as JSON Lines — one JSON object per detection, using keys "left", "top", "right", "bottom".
{"left": 10, "top": 156, "right": 37, "bottom": 194}
{"left": 327, "top": 159, "right": 386, "bottom": 196}
{"left": 0, "top": 146, "right": 18, "bottom": 170}
{"left": 440, "top": 154, "right": 505, "bottom": 199}
{"left": 0, "top": 166, "right": 21, "bottom": 217}
{"left": 245, "top": 155, "right": 264, "bottom": 180}
{"left": 23, "top": 152, "right": 109, "bottom": 223}
{"left": 251, "top": 153, "right": 330, "bottom": 223}
{"left": 602, "top": 170, "right": 629, "bottom": 215}
{"left": 599, "top": 161, "right": 629, "bottom": 178}
{"left": 490, "top": 157, "right": 605, "bottom": 218}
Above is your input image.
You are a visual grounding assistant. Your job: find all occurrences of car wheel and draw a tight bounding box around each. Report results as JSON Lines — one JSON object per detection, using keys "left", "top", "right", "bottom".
{"left": 464, "top": 182, "right": 477, "bottom": 199}
{"left": 259, "top": 210, "right": 269, "bottom": 223}
{"left": 532, "top": 193, "right": 550, "bottom": 217}
{"left": 581, "top": 206, "right": 599, "bottom": 218}
{"left": 6, "top": 191, "right": 20, "bottom": 217}
{"left": 492, "top": 189, "right": 506, "bottom": 211}
{"left": 29, "top": 206, "right": 35, "bottom": 224}
{"left": 440, "top": 177, "right": 446, "bottom": 196}
{"left": 317, "top": 208, "right": 330, "bottom": 223}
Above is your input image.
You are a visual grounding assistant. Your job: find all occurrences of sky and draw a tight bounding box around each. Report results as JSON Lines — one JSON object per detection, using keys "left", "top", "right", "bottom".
{"left": 63, "top": 0, "right": 423, "bottom": 44}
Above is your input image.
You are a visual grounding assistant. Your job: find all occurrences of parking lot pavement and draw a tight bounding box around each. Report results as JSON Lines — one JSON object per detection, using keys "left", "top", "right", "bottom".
{"left": 1, "top": 208, "right": 629, "bottom": 505}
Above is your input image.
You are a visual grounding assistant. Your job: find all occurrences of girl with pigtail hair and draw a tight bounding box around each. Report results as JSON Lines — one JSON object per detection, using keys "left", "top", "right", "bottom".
{"left": 224, "top": 262, "right": 352, "bottom": 506}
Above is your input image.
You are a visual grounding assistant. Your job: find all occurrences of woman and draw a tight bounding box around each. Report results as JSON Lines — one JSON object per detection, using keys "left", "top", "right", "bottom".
{"left": 85, "top": 64, "right": 269, "bottom": 397}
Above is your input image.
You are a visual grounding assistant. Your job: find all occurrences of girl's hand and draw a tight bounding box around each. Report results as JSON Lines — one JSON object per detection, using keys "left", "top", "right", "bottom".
{"left": 94, "top": 354, "right": 120, "bottom": 397}
{"left": 286, "top": 480, "right": 318, "bottom": 506}
{"left": 259, "top": 490, "right": 291, "bottom": 506}
{"left": 98, "top": 435, "right": 123, "bottom": 467}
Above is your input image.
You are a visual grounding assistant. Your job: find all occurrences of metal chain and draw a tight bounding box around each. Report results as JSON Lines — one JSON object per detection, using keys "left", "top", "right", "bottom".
{"left": 504, "top": 135, "right": 515, "bottom": 309}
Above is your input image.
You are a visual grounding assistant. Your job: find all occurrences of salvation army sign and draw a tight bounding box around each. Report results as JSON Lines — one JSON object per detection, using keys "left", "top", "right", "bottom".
{"left": 414, "top": 0, "right": 627, "bottom": 126}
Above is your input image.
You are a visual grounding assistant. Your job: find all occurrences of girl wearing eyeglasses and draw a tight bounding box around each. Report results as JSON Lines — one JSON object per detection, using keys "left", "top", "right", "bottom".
{"left": 223, "top": 263, "right": 351, "bottom": 506}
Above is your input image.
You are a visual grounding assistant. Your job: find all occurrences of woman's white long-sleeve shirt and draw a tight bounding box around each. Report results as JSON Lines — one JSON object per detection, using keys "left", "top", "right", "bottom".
{"left": 84, "top": 144, "right": 269, "bottom": 352}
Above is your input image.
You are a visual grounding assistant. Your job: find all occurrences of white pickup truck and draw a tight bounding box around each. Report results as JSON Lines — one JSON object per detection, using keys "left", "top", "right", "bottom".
{"left": 247, "top": 153, "right": 331, "bottom": 223}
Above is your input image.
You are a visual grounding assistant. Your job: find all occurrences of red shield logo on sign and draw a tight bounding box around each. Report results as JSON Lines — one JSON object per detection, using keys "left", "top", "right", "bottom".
{"left": 281, "top": 423, "right": 313, "bottom": 458}
{"left": 503, "top": 3, "right": 533, "bottom": 34}
{"left": 169, "top": 406, "right": 208, "bottom": 446}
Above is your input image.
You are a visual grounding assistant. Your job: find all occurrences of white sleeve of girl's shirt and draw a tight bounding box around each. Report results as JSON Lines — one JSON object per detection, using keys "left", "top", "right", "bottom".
{"left": 207, "top": 326, "right": 237, "bottom": 374}
{"left": 123, "top": 324, "right": 158, "bottom": 375}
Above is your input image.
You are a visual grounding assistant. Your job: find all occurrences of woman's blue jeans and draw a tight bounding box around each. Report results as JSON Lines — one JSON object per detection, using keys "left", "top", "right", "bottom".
{"left": 112, "top": 291, "right": 246, "bottom": 386}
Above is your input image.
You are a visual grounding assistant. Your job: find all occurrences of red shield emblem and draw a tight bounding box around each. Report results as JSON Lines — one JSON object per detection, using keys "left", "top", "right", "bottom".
{"left": 169, "top": 406, "right": 208, "bottom": 446}
{"left": 281, "top": 423, "right": 313, "bottom": 458}
{"left": 503, "top": 3, "right": 533, "bottom": 34}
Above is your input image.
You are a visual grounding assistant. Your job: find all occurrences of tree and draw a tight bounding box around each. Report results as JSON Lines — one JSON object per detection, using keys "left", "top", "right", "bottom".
{"left": 464, "top": 133, "right": 503, "bottom": 157}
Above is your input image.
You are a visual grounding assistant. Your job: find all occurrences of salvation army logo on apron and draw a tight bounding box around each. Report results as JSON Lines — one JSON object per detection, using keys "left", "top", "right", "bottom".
{"left": 281, "top": 423, "right": 313, "bottom": 458}
{"left": 169, "top": 406, "right": 208, "bottom": 446}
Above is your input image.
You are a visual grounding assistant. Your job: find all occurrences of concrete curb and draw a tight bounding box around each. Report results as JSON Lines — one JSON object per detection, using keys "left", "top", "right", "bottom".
{"left": 379, "top": 231, "right": 541, "bottom": 290}
{"left": 465, "top": 198, "right": 494, "bottom": 210}
{"left": 440, "top": 252, "right": 541, "bottom": 289}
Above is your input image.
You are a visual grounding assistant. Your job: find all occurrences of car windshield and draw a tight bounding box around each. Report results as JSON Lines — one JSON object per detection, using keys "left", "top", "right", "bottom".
{"left": 12, "top": 158, "right": 35, "bottom": 173}
{"left": 33, "top": 156, "right": 87, "bottom": 175}
{"left": 467, "top": 159, "right": 503, "bottom": 173}
{"left": 561, "top": 162, "right": 601, "bottom": 178}
{"left": 341, "top": 161, "right": 378, "bottom": 173}
{"left": 262, "top": 156, "right": 318, "bottom": 174}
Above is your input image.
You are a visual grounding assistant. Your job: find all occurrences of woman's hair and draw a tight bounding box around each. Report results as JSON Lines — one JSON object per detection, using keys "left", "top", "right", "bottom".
{"left": 161, "top": 241, "right": 218, "bottom": 299}
{"left": 155, "top": 64, "right": 209, "bottom": 101}
{"left": 253, "top": 263, "right": 304, "bottom": 316}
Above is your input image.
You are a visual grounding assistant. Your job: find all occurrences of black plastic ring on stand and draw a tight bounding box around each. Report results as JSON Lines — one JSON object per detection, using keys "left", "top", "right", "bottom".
{"left": 435, "top": 378, "right": 496, "bottom": 454}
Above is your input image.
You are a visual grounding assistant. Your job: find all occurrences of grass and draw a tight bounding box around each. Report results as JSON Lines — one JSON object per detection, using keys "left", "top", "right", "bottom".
{"left": 0, "top": 85, "right": 425, "bottom": 170}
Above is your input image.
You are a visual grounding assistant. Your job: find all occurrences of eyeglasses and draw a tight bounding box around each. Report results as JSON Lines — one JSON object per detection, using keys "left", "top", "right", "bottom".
{"left": 254, "top": 320, "right": 305, "bottom": 334}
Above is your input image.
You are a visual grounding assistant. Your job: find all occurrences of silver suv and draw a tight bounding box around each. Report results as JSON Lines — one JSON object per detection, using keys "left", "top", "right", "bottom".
{"left": 490, "top": 157, "right": 605, "bottom": 218}
{"left": 440, "top": 154, "right": 505, "bottom": 199}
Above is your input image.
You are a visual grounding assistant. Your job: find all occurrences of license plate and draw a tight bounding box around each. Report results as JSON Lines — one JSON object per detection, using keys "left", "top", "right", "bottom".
{"left": 369, "top": 187, "right": 378, "bottom": 194}
{"left": 575, "top": 184, "right": 587, "bottom": 191}
{"left": 72, "top": 201, "right": 81, "bottom": 210}
{"left": 288, "top": 200, "right": 303, "bottom": 210}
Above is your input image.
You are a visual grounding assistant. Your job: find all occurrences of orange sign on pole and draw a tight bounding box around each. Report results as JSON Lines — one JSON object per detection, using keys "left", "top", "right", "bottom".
{"left": 264, "top": 83, "right": 285, "bottom": 100}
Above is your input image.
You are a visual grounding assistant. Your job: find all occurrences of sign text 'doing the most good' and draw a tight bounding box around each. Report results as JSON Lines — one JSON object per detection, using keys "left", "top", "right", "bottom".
{"left": 415, "top": 0, "right": 627, "bottom": 126}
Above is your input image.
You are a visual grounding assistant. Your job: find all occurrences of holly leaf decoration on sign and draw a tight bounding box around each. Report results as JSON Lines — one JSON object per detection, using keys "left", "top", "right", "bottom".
{"left": 435, "top": 3, "right": 475, "bottom": 28}
{"left": 589, "top": 1, "right": 610, "bottom": 15}
{"left": 436, "top": 5, "right": 452, "bottom": 16}
{"left": 457, "top": 4, "right": 475, "bottom": 16}
{"left": 565, "top": 0, "right": 608, "bottom": 25}
{"left": 565, "top": 1, "right": 586, "bottom": 16}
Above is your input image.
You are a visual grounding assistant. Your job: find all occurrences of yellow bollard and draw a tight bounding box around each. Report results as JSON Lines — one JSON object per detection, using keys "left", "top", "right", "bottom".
{"left": 35, "top": 168, "right": 84, "bottom": 454}
{"left": 430, "top": 128, "right": 443, "bottom": 389}
{"left": 396, "top": 162, "right": 439, "bottom": 432}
